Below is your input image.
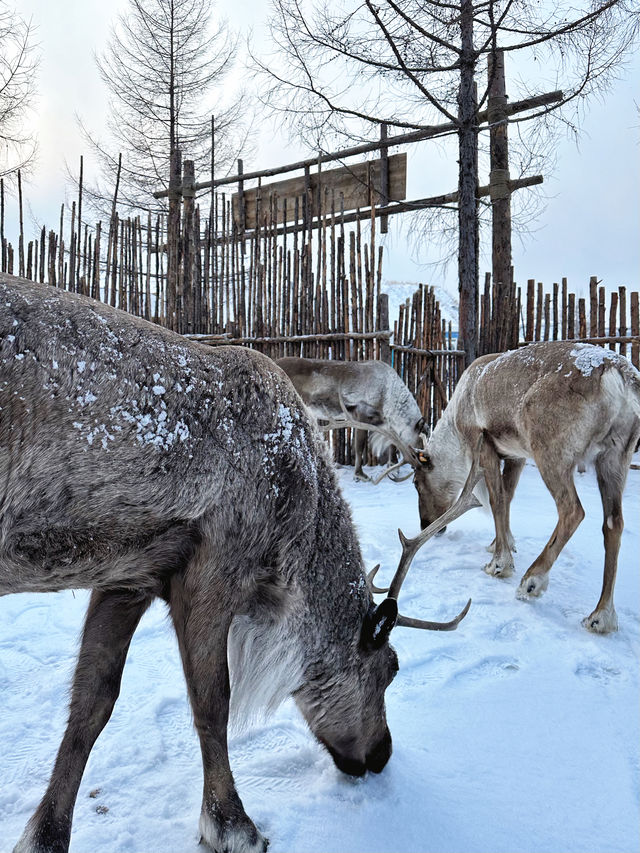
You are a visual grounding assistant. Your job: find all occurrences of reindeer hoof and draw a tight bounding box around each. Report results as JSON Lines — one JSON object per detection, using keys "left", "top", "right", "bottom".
{"left": 516, "top": 574, "right": 549, "bottom": 599}
{"left": 483, "top": 556, "right": 514, "bottom": 578}
{"left": 199, "top": 812, "right": 268, "bottom": 853}
{"left": 353, "top": 471, "right": 370, "bottom": 482}
{"left": 582, "top": 610, "right": 618, "bottom": 634}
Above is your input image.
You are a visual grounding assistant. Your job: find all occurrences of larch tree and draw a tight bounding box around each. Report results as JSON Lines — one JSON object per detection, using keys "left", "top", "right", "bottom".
{"left": 254, "top": 0, "right": 638, "bottom": 363}
{"left": 79, "top": 0, "right": 249, "bottom": 215}
{"left": 0, "top": 0, "right": 39, "bottom": 180}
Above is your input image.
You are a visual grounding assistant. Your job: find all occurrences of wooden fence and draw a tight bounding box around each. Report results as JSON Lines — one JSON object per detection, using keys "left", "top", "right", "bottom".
{"left": 1, "top": 167, "right": 637, "bottom": 473}
{"left": 479, "top": 270, "right": 639, "bottom": 368}
{"left": 0, "top": 167, "right": 462, "bottom": 467}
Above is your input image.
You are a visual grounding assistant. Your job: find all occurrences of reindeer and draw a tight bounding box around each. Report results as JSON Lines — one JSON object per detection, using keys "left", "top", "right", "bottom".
{"left": 276, "top": 357, "right": 427, "bottom": 482}
{"left": 1, "top": 277, "right": 474, "bottom": 853}
{"left": 413, "top": 340, "right": 640, "bottom": 633}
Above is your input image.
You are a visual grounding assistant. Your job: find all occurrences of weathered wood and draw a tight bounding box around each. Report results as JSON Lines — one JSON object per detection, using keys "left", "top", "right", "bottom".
{"left": 526, "top": 279, "right": 535, "bottom": 341}
{"left": 231, "top": 153, "right": 407, "bottom": 230}
{"left": 488, "top": 49, "right": 513, "bottom": 353}
{"left": 631, "top": 292, "right": 639, "bottom": 368}
{"left": 152, "top": 90, "right": 564, "bottom": 198}
{"left": 589, "top": 277, "right": 598, "bottom": 338}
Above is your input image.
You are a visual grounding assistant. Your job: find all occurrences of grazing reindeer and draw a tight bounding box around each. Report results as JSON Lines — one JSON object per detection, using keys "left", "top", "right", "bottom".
{"left": 1, "top": 277, "right": 472, "bottom": 853}
{"left": 413, "top": 341, "right": 640, "bottom": 633}
{"left": 276, "top": 357, "right": 427, "bottom": 481}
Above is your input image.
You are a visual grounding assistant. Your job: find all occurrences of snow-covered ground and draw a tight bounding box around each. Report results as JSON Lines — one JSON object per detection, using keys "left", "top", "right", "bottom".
{"left": 1, "top": 461, "right": 638, "bottom": 853}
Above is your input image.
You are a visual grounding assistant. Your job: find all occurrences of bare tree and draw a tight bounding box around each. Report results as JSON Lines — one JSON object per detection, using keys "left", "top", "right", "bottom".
{"left": 0, "top": 1, "right": 38, "bottom": 180}
{"left": 254, "top": 0, "right": 639, "bottom": 363}
{"left": 79, "top": 0, "right": 250, "bottom": 215}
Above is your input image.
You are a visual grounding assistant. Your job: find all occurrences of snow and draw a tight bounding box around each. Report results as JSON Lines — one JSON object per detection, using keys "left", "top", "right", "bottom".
{"left": 570, "top": 344, "right": 622, "bottom": 377}
{"left": 1, "top": 461, "right": 638, "bottom": 853}
{"left": 382, "top": 280, "right": 459, "bottom": 332}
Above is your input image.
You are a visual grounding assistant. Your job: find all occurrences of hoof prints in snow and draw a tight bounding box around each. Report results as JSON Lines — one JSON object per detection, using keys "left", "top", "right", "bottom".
{"left": 232, "top": 724, "right": 320, "bottom": 796}
{"left": 448, "top": 656, "right": 521, "bottom": 683}
{"left": 574, "top": 662, "right": 624, "bottom": 683}
{"left": 155, "top": 698, "right": 197, "bottom": 767}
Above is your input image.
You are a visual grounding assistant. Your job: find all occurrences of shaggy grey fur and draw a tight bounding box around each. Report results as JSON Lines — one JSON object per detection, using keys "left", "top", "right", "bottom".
{"left": 1, "top": 277, "right": 398, "bottom": 853}
{"left": 277, "top": 356, "right": 426, "bottom": 480}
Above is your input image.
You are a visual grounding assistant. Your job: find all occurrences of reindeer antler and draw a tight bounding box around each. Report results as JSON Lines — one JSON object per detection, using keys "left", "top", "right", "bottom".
{"left": 377, "top": 440, "right": 484, "bottom": 631}
{"left": 320, "top": 391, "right": 423, "bottom": 482}
{"left": 366, "top": 564, "right": 389, "bottom": 594}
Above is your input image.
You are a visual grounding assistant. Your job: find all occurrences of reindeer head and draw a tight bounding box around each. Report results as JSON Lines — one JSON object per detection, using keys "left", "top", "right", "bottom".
{"left": 412, "top": 434, "right": 475, "bottom": 530}
{"left": 294, "top": 598, "right": 399, "bottom": 776}
{"left": 412, "top": 451, "right": 452, "bottom": 529}
{"left": 295, "top": 458, "right": 480, "bottom": 777}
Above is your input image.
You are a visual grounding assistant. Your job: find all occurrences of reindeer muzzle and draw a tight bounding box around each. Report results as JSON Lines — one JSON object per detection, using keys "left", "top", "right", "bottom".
{"left": 321, "top": 726, "right": 392, "bottom": 777}
{"left": 365, "top": 726, "right": 393, "bottom": 774}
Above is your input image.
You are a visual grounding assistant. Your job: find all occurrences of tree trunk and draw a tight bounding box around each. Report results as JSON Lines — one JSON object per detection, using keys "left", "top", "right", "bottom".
{"left": 488, "top": 48, "right": 512, "bottom": 353}
{"left": 457, "top": 0, "right": 478, "bottom": 367}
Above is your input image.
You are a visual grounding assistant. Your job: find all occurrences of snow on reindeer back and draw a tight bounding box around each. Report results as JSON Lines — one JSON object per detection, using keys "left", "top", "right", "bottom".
{"left": 570, "top": 343, "right": 627, "bottom": 377}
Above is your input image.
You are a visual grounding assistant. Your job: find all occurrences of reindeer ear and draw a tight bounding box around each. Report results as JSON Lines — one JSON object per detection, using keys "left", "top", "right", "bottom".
{"left": 361, "top": 598, "right": 398, "bottom": 651}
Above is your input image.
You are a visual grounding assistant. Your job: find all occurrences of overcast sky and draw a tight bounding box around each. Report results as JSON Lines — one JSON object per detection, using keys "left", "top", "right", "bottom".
{"left": 10, "top": 0, "right": 640, "bottom": 300}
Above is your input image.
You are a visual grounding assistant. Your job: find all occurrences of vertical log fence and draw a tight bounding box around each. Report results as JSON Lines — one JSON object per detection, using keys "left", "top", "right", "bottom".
{"left": 1, "top": 158, "right": 637, "bottom": 474}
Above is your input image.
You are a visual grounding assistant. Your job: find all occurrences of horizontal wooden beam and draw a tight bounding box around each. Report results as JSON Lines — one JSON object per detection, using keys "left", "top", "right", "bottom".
{"left": 518, "top": 334, "right": 640, "bottom": 347}
{"left": 153, "top": 90, "right": 563, "bottom": 199}
{"left": 390, "top": 344, "right": 465, "bottom": 357}
{"left": 185, "top": 330, "right": 392, "bottom": 345}
{"left": 212, "top": 174, "right": 543, "bottom": 240}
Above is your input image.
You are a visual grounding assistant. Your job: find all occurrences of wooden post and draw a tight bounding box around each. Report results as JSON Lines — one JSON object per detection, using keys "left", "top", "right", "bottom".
{"left": 543, "top": 293, "right": 550, "bottom": 341}
{"left": 535, "top": 281, "right": 543, "bottom": 341}
{"left": 181, "top": 160, "right": 196, "bottom": 334}
{"left": 525, "top": 279, "right": 534, "bottom": 341}
{"left": 608, "top": 290, "right": 618, "bottom": 351}
{"left": 0, "top": 178, "right": 5, "bottom": 273}
{"left": 488, "top": 49, "right": 511, "bottom": 353}
{"left": 77, "top": 155, "right": 83, "bottom": 292}
{"left": 579, "top": 297, "right": 587, "bottom": 339}
{"left": 568, "top": 290, "right": 576, "bottom": 339}
{"left": 457, "top": 3, "right": 479, "bottom": 367}
{"left": 598, "top": 285, "right": 605, "bottom": 337}
{"left": 630, "top": 291, "right": 639, "bottom": 368}
{"left": 238, "top": 158, "right": 245, "bottom": 254}
{"left": 167, "top": 148, "right": 182, "bottom": 331}
{"left": 379, "top": 122, "right": 389, "bottom": 234}
{"left": 379, "top": 292, "right": 390, "bottom": 364}
{"left": 589, "top": 276, "right": 598, "bottom": 337}
{"left": 18, "top": 171, "right": 25, "bottom": 278}
{"left": 619, "top": 286, "right": 627, "bottom": 357}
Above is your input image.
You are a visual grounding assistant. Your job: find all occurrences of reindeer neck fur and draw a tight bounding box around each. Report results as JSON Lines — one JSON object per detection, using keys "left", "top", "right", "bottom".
{"left": 227, "top": 433, "right": 372, "bottom": 730}
{"left": 427, "top": 391, "right": 472, "bottom": 501}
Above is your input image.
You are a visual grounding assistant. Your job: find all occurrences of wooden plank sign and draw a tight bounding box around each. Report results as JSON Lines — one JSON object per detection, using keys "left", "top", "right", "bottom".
{"left": 232, "top": 153, "right": 407, "bottom": 230}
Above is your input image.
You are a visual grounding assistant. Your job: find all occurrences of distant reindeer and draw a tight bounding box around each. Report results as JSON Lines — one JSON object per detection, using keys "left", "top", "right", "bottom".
{"left": 1, "top": 277, "right": 473, "bottom": 853}
{"left": 277, "top": 357, "right": 427, "bottom": 482}
{"left": 413, "top": 341, "right": 640, "bottom": 633}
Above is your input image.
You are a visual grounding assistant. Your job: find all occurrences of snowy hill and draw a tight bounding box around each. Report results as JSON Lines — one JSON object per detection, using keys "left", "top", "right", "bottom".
{"left": 382, "top": 280, "right": 459, "bottom": 331}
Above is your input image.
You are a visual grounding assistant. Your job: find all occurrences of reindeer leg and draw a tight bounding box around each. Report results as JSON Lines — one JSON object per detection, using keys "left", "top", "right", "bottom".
{"left": 582, "top": 450, "right": 630, "bottom": 633}
{"left": 502, "top": 457, "right": 524, "bottom": 552}
{"left": 480, "top": 440, "right": 516, "bottom": 578}
{"left": 486, "top": 458, "right": 524, "bottom": 554}
{"left": 168, "top": 573, "right": 267, "bottom": 853}
{"left": 14, "top": 590, "right": 152, "bottom": 853}
{"left": 516, "top": 465, "right": 585, "bottom": 601}
{"left": 353, "top": 429, "right": 370, "bottom": 481}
